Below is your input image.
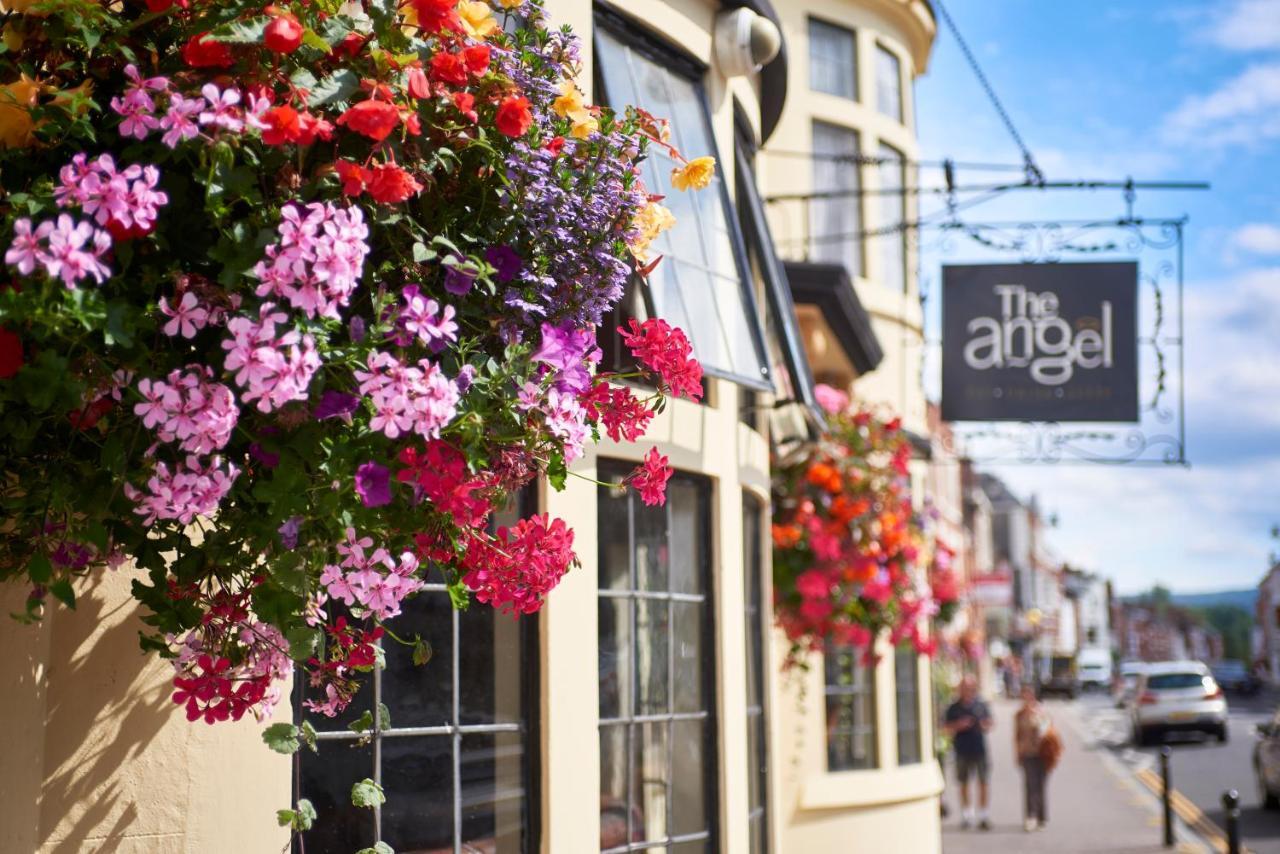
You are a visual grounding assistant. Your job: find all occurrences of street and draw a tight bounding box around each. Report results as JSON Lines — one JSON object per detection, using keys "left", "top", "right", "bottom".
{"left": 1079, "top": 689, "right": 1280, "bottom": 854}
{"left": 941, "top": 691, "right": 1280, "bottom": 853}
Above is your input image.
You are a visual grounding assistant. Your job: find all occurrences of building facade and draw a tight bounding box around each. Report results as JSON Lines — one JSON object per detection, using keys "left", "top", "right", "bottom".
{"left": 0, "top": 1, "right": 946, "bottom": 853}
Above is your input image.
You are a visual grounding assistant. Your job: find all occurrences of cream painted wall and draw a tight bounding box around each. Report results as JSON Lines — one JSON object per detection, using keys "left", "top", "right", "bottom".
{"left": 0, "top": 569, "right": 291, "bottom": 853}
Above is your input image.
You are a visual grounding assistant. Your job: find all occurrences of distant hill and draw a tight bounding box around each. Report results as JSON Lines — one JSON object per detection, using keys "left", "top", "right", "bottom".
{"left": 1122, "top": 589, "right": 1257, "bottom": 614}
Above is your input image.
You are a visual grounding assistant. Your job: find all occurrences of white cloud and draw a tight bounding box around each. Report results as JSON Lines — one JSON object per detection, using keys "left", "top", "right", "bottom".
{"left": 1232, "top": 223, "right": 1280, "bottom": 255}
{"left": 1161, "top": 62, "right": 1280, "bottom": 148}
{"left": 1204, "top": 0, "right": 1280, "bottom": 51}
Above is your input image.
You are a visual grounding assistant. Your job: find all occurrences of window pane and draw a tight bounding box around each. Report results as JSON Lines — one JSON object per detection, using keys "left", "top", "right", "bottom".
{"left": 824, "top": 647, "right": 878, "bottom": 770}
{"left": 670, "top": 718, "right": 707, "bottom": 837}
{"left": 635, "top": 722, "right": 670, "bottom": 843}
{"left": 636, "top": 598, "right": 670, "bottom": 715}
{"left": 635, "top": 494, "right": 670, "bottom": 592}
{"left": 382, "top": 736, "right": 455, "bottom": 851}
{"left": 876, "top": 44, "right": 903, "bottom": 122}
{"left": 895, "top": 647, "right": 922, "bottom": 765}
{"left": 382, "top": 590, "right": 454, "bottom": 728}
{"left": 600, "top": 725, "right": 632, "bottom": 849}
{"left": 810, "top": 122, "right": 861, "bottom": 277}
{"left": 298, "top": 742, "right": 375, "bottom": 852}
{"left": 459, "top": 601, "right": 525, "bottom": 725}
{"left": 669, "top": 479, "right": 704, "bottom": 595}
{"left": 876, "top": 144, "right": 907, "bottom": 293}
{"left": 596, "top": 28, "right": 770, "bottom": 387}
{"left": 600, "top": 596, "right": 632, "bottom": 719}
{"left": 600, "top": 481, "right": 633, "bottom": 590}
{"left": 672, "top": 601, "right": 704, "bottom": 714}
{"left": 461, "top": 731, "right": 527, "bottom": 853}
{"left": 809, "top": 19, "right": 857, "bottom": 99}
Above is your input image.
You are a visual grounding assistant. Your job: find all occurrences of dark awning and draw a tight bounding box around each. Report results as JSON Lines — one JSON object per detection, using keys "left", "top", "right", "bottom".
{"left": 783, "top": 261, "right": 884, "bottom": 377}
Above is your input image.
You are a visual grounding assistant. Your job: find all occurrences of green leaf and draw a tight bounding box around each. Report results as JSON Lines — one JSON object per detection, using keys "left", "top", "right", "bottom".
{"left": 546, "top": 452, "right": 567, "bottom": 492}
{"left": 378, "top": 702, "right": 391, "bottom": 730}
{"left": 300, "top": 720, "right": 318, "bottom": 753}
{"left": 28, "top": 554, "right": 52, "bottom": 584}
{"left": 285, "top": 625, "right": 321, "bottom": 663}
{"left": 348, "top": 710, "right": 373, "bottom": 734}
{"left": 104, "top": 301, "right": 136, "bottom": 348}
{"left": 49, "top": 579, "right": 75, "bottom": 608}
{"left": 209, "top": 16, "right": 270, "bottom": 44}
{"left": 412, "top": 636, "right": 433, "bottom": 666}
{"left": 351, "top": 778, "right": 385, "bottom": 809}
{"left": 262, "top": 722, "right": 301, "bottom": 755}
{"left": 355, "top": 843, "right": 394, "bottom": 854}
{"left": 306, "top": 69, "right": 360, "bottom": 108}
{"left": 447, "top": 578, "right": 470, "bottom": 610}
{"left": 411, "top": 242, "right": 436, "bottom": 263}
{"left": 277, "top": 798, "right": 317, "bottom": 831}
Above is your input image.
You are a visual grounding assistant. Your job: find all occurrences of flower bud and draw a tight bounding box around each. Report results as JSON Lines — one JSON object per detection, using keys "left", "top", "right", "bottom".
{"left": 264, "top": 15, "right": 303, "bottom": 54}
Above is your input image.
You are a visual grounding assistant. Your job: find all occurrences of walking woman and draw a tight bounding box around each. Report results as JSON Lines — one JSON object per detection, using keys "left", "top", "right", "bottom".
{"left": 1015, "top": 683, "right": 1052, "bottom": 831}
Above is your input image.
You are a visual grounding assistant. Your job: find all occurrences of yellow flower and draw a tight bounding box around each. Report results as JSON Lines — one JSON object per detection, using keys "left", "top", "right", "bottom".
{"left": 569, "top": 109, "right": 598, "bottom": 140}
{"left": 551, "top": 79, "right": 585, "bottom": 119}
{"left": 497, "top": 0, "right": 523, "bottom": 8}
{"left": 628, "top": 202, "right": 677, "bottom": 263}
{"left": 0, "top": 74, "right": 40, "bottom": 150}
{"left": 0, "top": 0, "right": 38, "bottom": 13}
{"left": 670, "top": 156, "right": 716, "bottom": 191}
{"left": 457, "top": 0, "right": 498, "bottom": 40}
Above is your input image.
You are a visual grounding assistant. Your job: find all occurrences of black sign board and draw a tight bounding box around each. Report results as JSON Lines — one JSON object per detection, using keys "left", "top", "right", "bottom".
{"left": 941, "top": 262, "right": 1138, "bottom": 422}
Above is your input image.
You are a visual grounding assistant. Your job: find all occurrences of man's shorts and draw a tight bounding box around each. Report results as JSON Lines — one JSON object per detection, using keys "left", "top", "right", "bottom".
{"left": 954, "top": 753, "right": 990, "bottom": 785}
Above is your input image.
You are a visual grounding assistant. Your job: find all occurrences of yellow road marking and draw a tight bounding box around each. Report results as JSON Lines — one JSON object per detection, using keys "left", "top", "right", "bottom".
{"left": 1133, "top": 767, "right": 1247, "bottom": 854}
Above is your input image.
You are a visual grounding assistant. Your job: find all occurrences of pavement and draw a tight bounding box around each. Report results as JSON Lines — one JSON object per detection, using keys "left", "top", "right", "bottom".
{"left": 942, "top": 695, "right": 1212, "bottom": 853}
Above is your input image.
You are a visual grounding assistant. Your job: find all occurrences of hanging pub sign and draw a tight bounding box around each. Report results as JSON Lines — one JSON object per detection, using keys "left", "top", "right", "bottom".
{"left": 941, "top": 261, "right": 1139, "bottom": 422}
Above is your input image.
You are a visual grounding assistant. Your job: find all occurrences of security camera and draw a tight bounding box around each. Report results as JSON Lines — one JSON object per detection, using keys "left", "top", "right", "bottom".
{"left": 713, "top": 7, "right": 782, "bottom": 78}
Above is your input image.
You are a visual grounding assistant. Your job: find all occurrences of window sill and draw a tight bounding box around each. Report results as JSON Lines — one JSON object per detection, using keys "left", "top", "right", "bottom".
{"left": 800, "top": 761, "right": 942, "bottom": 811}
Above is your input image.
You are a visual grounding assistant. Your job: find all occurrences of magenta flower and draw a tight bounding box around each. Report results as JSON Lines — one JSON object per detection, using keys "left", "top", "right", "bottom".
{"left": 198, "top": 84, "right": 244, "bottom": 133}
{"left": 5, "top": 218, "right": 45, "bottom": 275}
{"left": 354, "top": 461, "right": 392, "bottom": 508}
{"left": 160, "top": 94, "right": 202, "bottom": 149}
{"left": 159, "top": 292, "right": 210, "bottom": 338}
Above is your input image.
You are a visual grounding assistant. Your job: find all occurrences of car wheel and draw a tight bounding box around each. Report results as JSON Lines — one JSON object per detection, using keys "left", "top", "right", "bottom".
{"left": 1218, "top": 725, "right": 1229, "bottom": 744}
{"left": 1135, "top": 726, "right": 1151, "bottom": 747}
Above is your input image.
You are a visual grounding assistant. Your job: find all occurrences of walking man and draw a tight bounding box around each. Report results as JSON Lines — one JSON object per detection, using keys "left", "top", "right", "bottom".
{"left": 944, "top": 675, "right": 994, "bottom": 830}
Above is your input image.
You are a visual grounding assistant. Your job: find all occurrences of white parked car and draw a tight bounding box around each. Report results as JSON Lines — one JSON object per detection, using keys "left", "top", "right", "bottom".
{"left": 1114, "top": 661, "right": 1148, "bottom": 708}
{"left": 1131, "top": 660, "right": 1228, "bottom": 746}
{"left": 1078, "top": 648, "right": 1113, "bottom": 691}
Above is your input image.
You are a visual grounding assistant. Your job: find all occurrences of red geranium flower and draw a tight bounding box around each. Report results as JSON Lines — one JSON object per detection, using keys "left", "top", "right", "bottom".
{"left": 334, "top": 159, "right": 371, "bottom": 196}
{"left": 629, "top": 447, "right": 672, "bottom": 507}
{"left": 545, "top": 135, "right": 566, "bottom": 156}
{"left": 429, "top": 52, "right": 468, "bottom": 86}
{"left": 494, "top": 96, "right": 532, "bottom": 138}
{"left": 336, "top": 99, "right": 400, "bottom": 141}
{"left": 618, "top": 317, "right": 704, "bottom": 401}
{"left": 367, "top": 163, "right": 423, "bottom": 204}
{"left": 463, "top": 44, "right": 491, "bottom": 75}
{"left": 452, "top": 91, "right": 477, "bottom": 122}
{"left": 0, "top": 327, "right": 23, "bottom": 379}
{"left": 181, "top": 32, "right": 234, "bottom": 69}
{"left": 335, "top": 32, "right": 367, "bottom": 58}
{"left": 296, "top": 112, "right": 334, "bottom": 145}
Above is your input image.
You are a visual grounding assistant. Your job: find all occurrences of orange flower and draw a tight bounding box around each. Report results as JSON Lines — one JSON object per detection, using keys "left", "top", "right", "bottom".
{"left": 805, "top": 461, "right": 841, "bottom": 494}
{"left": 671, "top": 155, "right": 715, "bottom": 191}
{"left": 772, "top": 523, "right": 802, "bottom": 548}
{"left": 457, "top": 0, "right": 498, "bottom": 39}
{"left": 0, "top": 74, "right": 39, "bottom": 149}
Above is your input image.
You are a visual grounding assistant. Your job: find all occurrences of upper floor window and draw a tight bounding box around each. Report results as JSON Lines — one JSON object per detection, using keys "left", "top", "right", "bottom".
{"left": 295, "top": 504, "right": 536, "bottom": 853}
{"left": 598, "top": 464, "right": 717, "bottom": 851}
{"left": 825, "top": 646, "right": 878, "bottom": 771}
{"left": 875, "top": 43, "right": 904, "bottom": 123}
{"left": 595, "top": 22, "right": 771, "bottom": 391}
{"left": 809, "top": 121, "right": 862, "bottom": 279}
{"left": 895, "top": 646, "right": 923, "bottom": 765}
{"left": 876, "top": 143, "right": 907, "bottom": 293}
{"left": 808, "top": 18, "right": 857, "bottom": 100}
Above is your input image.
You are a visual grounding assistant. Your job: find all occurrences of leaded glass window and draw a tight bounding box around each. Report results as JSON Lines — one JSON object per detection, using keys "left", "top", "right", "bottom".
{"left": 824, "top": 646, "right": 878, "bottom": 771}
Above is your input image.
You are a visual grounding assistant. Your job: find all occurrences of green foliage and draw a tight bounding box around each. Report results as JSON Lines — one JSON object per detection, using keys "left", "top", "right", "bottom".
{"left": 351, "top": 778, "right": 385, "bottom": 809}
{"left": 276, "top": 798, "right": 317, "bottom": 832}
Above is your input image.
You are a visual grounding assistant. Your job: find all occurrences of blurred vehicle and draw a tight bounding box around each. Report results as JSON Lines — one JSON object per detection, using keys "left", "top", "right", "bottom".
{"left": 1210, "top": 660, "right": 1261, "bottom": 696}
{"left": 1114, "top": 661, "right": 1148, "bottom": 708}
{"left": 1040, "top": 653, "right": 1078, "bottom": 699}
{"left": 1254, "top": 706, "right": 1280, "bottom": 808}
{"left": 1078, "top": 648, "right": 1113, "bottom": 691}
{"left": 1131, "top": 660, "right": 1228, "bottom": 746}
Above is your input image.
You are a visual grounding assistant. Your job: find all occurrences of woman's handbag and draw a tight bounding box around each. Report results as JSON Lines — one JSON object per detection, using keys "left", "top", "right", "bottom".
{"left": 1039, "top": 725, "right": 1064, "bottom": 772}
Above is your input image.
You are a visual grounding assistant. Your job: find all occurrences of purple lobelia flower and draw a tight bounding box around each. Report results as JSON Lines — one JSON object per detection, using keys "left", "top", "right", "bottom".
{"left": 278, "top": 516, "right": 302, "bottom": 550}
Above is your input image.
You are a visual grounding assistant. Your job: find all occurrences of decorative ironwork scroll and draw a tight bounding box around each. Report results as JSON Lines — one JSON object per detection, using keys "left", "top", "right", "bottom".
{"left": 925, "top": 217, "right": 1187, "bottom": 466}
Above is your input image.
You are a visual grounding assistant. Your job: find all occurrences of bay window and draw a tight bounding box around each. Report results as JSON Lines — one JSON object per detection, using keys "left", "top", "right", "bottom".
{"left": 895, "top": 646, "right": 923, "bottom": 765}
{"left": 876, "top": 143, "right": 908, "bottom": 294}
{"left": 808, "top": 18, "right": 857, "bottom": 100}
{"left": 824, "top": 646, "right": 877, "bottom": 771}
{"left": 875, "top": 43, "right": 904, "bottom": 123}
{"left": 809, "top": 122, "right": 862, "bottom": 279}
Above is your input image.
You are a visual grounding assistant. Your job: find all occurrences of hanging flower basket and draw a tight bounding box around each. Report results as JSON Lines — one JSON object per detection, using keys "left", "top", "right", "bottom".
{"left": 771, "top": 385, "right": 940, "bottom": 665}
{"left": 0, "top": 0, "right": 710, "bottom": 835}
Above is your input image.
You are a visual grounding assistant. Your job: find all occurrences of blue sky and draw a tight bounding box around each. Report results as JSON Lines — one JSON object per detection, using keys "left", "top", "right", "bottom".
{"left": 913, "top": 0, "right": 1280, "bottom": 594}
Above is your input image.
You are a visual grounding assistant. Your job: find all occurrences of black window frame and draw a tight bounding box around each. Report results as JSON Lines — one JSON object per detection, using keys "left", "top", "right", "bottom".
{"left": 594, "top": 6, "right": 774, "bottom": 393}
{"left": 743, "top": 492, "right": 770, "bottom": 854}
{"left": 597, "top": 460, "right": 718, "bottom": 852}
{"left": 734, "top": 115, "right": 823, "bottom": 429}
{"left": 292, "top": 497, "right": 541, "bottom": 854}
{"left": 807, "top": 16, "right": 859, "bottom": 101}
{"left": 894, "top": 646, "right": 923, "bottom": 765}
{"left": 823, "top": 645, "right": 879, "bottom": 772}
